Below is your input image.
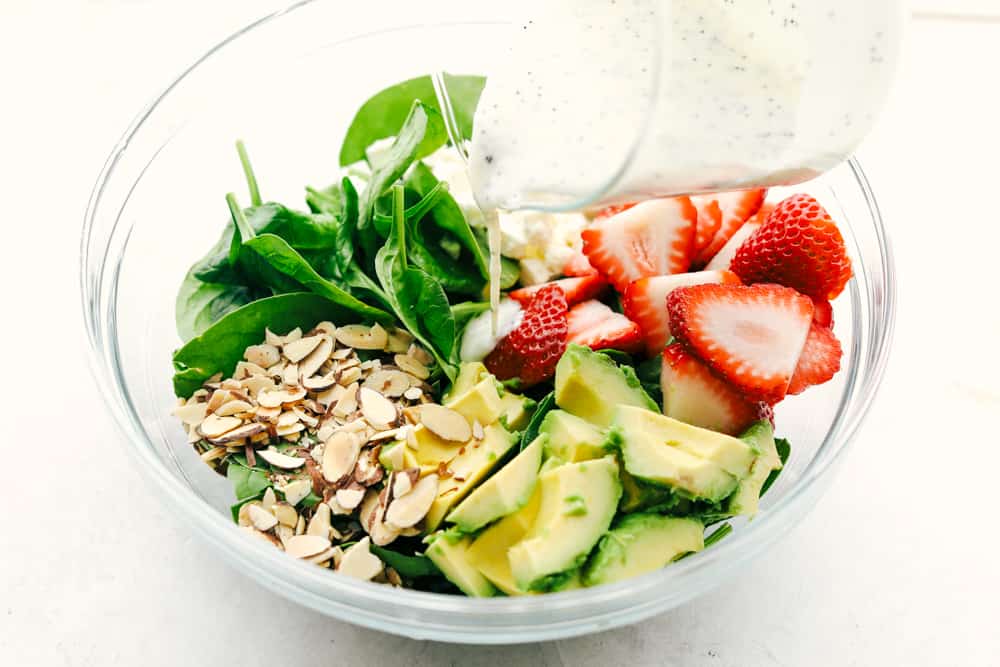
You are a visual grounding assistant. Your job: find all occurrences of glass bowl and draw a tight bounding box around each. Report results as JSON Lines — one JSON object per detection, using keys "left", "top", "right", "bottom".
{"left": 80, "top": 0, "right": 895, "bottom": 644}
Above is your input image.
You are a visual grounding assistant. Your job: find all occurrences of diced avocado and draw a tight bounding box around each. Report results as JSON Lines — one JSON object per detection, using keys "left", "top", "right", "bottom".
{"left": 554, "top": 344, "right": 657, "bottom": 428}
{"left": 425, "top": 530, "right": 497, "bottom": 597}
{"left": 583, "top": 514, "right": 704, "bottom": 586}
{"left": 499, "top": 392, "right": 535, "bottom": 431}
{"left": 609, "top": 405, "right": 738, "bottom": 502}
{"left": 407, "top": 424, "right": 462, "bottom": 475}
{"left": 424, "top": 424, "right": 517, "bottom": 530}
{"left": 467, "top": 486, "right": 542, "bottom": 595}
{"left": 508, "top": 457, "right": 622, "bottom": 592}
{"left": 378, "top": 441, "right": 404, "bottom": 472}
{"left": 446, "top": 377, "right": 504, "bottom": 426}
{"left": 727, "top": 421, "right": 783, "bottom": 517}
{"left": 444, "top": 362, "right": 491, "bottom": 402}
{"left": 539, "top": 410, "right": 607, "bottom": 462}
{"left": 447, "top": 435, "right": 544, "bottom": 532}
{"left": 619, "top": 469, "right": 675, "bottom": 513}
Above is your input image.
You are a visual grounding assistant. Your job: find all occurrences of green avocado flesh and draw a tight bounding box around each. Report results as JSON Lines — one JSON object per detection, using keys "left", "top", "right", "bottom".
{"left": 554, "top": 345, "right": 658, "bottom": 428}
{"left": 539, "top": 409, "right": 607, "bottom": 462}
{"left": 727, "top": 421, "right": 783, "bottom": 516}
{"left": 583, "top": 514, "right": 705, "bottom": 586}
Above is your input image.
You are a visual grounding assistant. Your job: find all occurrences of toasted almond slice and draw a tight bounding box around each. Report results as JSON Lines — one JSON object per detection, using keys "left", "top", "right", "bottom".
{"left": 385, "top": 329, "right": 413, "bottom": 354}
{"left": 198, "top": 414, "right": 242, "bottom": 438}
{"left": 258, "top": 448, "right": 306, "bottom": 470}
{"left": 306, "top": 502, "right": 332, "bottom": 537}
{"left": 275, "top": 524, "right": 294, "bottom": 549}
{"left": 266, "top": 360, "right": 287, "bottom": 380}
{"left": 276, "top": 422, "right": 305, "bottom": 438}
{"left": 335, "top": 484, "right": 367, "bottom": 511}
{"left": 311, "top": 321, "right": 337, "bottom": 337}
{"left": 368, "top": 428, "right": 401, "bottom": 443}
{"left": 408, "top": 344, "right": 434, "bottom": 366}
{"left": 322, "top": 431, "right": 361, "bottom": 483}
{"left": 402, "top": 387, "right": 423, "bottom": 401}
{"left": 256, "top": 405, "right": 281, "bottom": 421}
{"left": 257, "top": 390, "right": 285, "bottom": 409}
{"left": 472, "top": 419, "right": 485, "bottom": 440}
{"left": 316, "top": 384, "right": 346, "bottom": 407}
{"left": 266, "top": 327, "right": 302, "bottom": 347}
{"left": 299, "top": 336, "right": 333, "bottom": 379}
{"left": 262, "top": 487, "right": 277, "bottom": 508}
{"left": 337, "top": 537, "right": 383, "bottom": 581}
{"left": 327, "top": 495, "right": 352, "bottom": 516}
{"left": 358, "top": 490, "right": 380, "bottom": 529}
{"left": 358, "top": 387, "right": 398, "bottom": 428}
{"left": 292, "top": 406, "right": 319, "bottom": 429}
{"left": 362, "top": 370, "right": 410, "bottom": 398}
{"left": 205, "top": 390, "right": 233, "bottom": 414}
{"left": 368, "top": 507, "right": 401, "bottom": 546}
{"left": 282, "top": 386, "right": 307, "bottom": 403}
{"left": 245, "top": 344, "right": 281, "bottom": 368}
{"left": 172, "top": 402, "right": 208, "bottom": 426}
{"left": 394, "top": 354, "right": 429, "bottom": 380}
{"left": 242, "top": 526, "right": 282, "bottom": 548}
{"left": 285, "top": 534, "right": 330, "bottom": 559}
{"left": 282, "top": 363, "right": 300, "bottom": 386}
{"left": 391, "top": 470, "right": 413, "bottom": 498}
{"left": 338, "top": 366, "right": 362, "bottom": 387}
{"left": 353, "top": 446, "right": 384, "bottom": 486}
{"left": 282, "top": 335, "right": 322, "bottom": 363}
{"left": 215, "top": 400, "right": 254, "bottom": 417}
{"left": 277, "top": 411, "right": 300, "bottom": 429}
{"left": 272, "top": 502, "right": 298, "bottom": 527}
{"left": 335, "top": 324, "right": 388, "bottom": 350}
{"left": 234, "top": 361, "right": 268, "bottom": 380}
{"left": 248, "top": 503, "right": 279, "bottom": 531}
{"left": 419, "top": 405, "right": 472, "bottom": 442}
{"left": 219, "top": 378, "right": 243, "bottom": 391}
{"left": 331, "top": 347, "right": 354, "bottom": 360}
{"left": 333, "top": 383, "right": 359, "bottom": 418}
{"left": 385, "top": 474, "right": 438, "bottom": 529}
{"left": 207, "top": 423, "right": 267, "bottom": 444}
{"left": 200, "top": 446, "right": 227, "bottom": 463}
{"left": 304, "top": 371, "right": 339, "bottom": 391}
{"left": 237, "top": 501, "right": 261, "bottom": 527}
{"left": 295, "top": 515, "right": 306, "bottom": 535}
{"left": 241, "top": 375, "right": 276, "bottom": 397}
{"left": 282, "top": 479, "right": 312, "bottom": 506}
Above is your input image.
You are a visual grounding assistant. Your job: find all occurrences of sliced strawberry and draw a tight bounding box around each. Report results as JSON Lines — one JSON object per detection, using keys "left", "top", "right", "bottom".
{"left": 811, "top": 298, "right": 834, "bottom": 329}
{"left": 755, "top": 401, "right": 775, "bottom": 428}
{"left": 566, "top": 300, "right": 643, "bottom": 354}
{"left": 667, "top": 283, "right": 814, "bottom": 403}
{"left": 562, "top": 250, "right": 598, "bottom": 277}
{"left": 581, "top": 197, "right": 698, "bottom": 292}
{"left": 623, "top": 270, "right": 741, "bottom": 355}
{"left": 592, "top": 202, "right": 637, "bottom": 221}
{"left": 704, "top": 221, "right": 760, "bottom": 271}
{"left": 509, "top": 273, "right": 607, "bottom": 306}
{"left": 660, "top": 343, "right": 759, "bottom": 435}
{"left": 690, "top": 197, "right": 722, "bottom": 256}
{"left": 787, "top": 324, "right": 842, "bottom": 395}
{"left": 485, "top": 284, "right": 568, "bottom": 387}
{"left": 731, "top": 193, "right": 853, "bottom": 300}
{"left": 693, "top": 189, "right": 767, "bottom": 266}
{"left": 752, "top": 201, "right": 776, "bottom": 224}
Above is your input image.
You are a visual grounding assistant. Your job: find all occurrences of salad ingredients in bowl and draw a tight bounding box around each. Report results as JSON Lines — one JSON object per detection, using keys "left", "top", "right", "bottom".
{"left": 170, "top": 74, "right": 852, "bottom": 596}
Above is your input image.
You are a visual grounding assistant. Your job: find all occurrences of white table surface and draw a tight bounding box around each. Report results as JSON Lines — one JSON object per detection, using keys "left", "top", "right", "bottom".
{"left": 3, "top": 2, "right": 998, "bottom": 665}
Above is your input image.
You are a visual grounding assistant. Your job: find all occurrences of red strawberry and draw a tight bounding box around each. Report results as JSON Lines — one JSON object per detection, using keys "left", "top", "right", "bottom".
{"left": 693, "top": 189, "right": 767, "bottom": 266}
{"left": 755, "top": 401, "right": 775, "bottom": 428}
{"left": 592, "top": 202, "right": 637, "bottom": 221}
{"left": 752, "top": 201, "right": 776, "bottom": 224}
{"left": 661, "top": 343, "right": 759, "bottom": 436}
{"left": 731, "top": 194, "right": 853, "bottom": 300}
{"left": 787, "top": 324, "right": 842, "bottom": 395}
{"left": 704, "top": 221, "right": 760, "bottom": 271}
{"left": 485, "top": 284, "right": 568, "bottom": 387}
{"left": 667, "top": 283, "right": 814, "bottom": 403}
{"left": 581, "top": 197, "right": 698, "bottom": 292}
{"left": 566, "top": 300, "right": 643, "bottom": 354}
{"left": 562, "top": 251, "right": 598, "bottom": 277}
{"left": 509, "top": 273, "right": 607, "bottom": 306}
{"left": 623, "top": 270, "right": 741, "bottom": 355}
{"left": 811, "top": 298, "right": 834, "bottom": 329}
{"left": 691, "top": 198, "right": 722, "bottom": 256}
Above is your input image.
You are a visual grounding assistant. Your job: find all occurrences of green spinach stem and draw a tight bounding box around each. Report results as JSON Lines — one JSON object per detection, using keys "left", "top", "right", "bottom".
{"left": 236, "top": 140, "right": 262, "bottom": 206}
{"left": 392, "top": 184, "right": 408, "bottom": 271}
{"left": 226, "top": 192, "right": 256, "bottom": 245}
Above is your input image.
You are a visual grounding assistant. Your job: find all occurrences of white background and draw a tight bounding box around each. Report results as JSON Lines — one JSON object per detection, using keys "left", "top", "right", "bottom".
{"left": 2, "top": 1, "right": 999, "bottom": 665}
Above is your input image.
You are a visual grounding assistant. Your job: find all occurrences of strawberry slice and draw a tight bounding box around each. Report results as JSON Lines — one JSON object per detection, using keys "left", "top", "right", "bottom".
{"left": 787, "top": 324, "right": 842, "bottom": 395}
{"left": 811, "top": 298, "right": 834, "bottom": 329}
{"left": 485, "top": 284, "right": 568, "bottom": 387}
{"left": 690, "top": 197, "right": 722, "bottom": 256}
{"left": 732, "top": 193, "right": 853, "bottom": 300}
{"left": 562, "top": 251, "right": 598, "bottom": 277}
{"left": 661, "top": 343, "right": 760, "bottom": 435}
{"left": 623, "top": 270, "right": 741, "bottom": 355}
{"left": 592, "top": 202, "right": 637, "bottom": 221}
{"left": 667, "top": 283, "right": 814, "bottom": 403}
{"left": 509, "top": 273, "right": 607, "bottom": 306}
{"left": 566, "top": 300, "right": 643, "bottom": 354}
{"left": 693, "top": 189, "right": 767, "bottom": 266}
{"left": 581, "top": 197, "right": 698, "bottom": 293}
{"left": 704, "top": 221, "right": 760, "bottom": 271}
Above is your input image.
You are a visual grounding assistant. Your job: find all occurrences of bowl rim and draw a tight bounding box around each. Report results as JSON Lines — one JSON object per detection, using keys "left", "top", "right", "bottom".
{"left": 79, "top": 0, "right": 897, "bottom": 643}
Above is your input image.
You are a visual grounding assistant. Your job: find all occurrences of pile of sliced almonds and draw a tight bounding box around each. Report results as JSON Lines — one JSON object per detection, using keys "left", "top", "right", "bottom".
{"left": 172, "top": 322, "right": 446, "bottom": 583}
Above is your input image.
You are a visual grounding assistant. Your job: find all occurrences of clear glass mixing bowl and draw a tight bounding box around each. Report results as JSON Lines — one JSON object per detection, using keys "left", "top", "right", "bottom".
{"left": 80, "top": 0, "right": 895, "bottom": 644}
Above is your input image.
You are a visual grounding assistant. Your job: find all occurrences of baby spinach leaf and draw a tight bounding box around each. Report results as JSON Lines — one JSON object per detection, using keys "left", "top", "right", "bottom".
{"left": 175, "top": 268, "right": 257, "bottom": 342}
{"left": 760, "top": 437, "right": 792, "bottom": 497}
{"left": 499, "top": 256, "right": 521, "bottom": 290}
{"left": 369, "top": 545, "right": 441, "bottom": 579}
{"left": 172, "top": 293, "right": 372, "bottom": 397}
{"left": 235, "top": 140, "right": 262, "bottom": 206}
{"left": 636, "top": 353, "right": 664, "bottom": 406}
{"left": 520, "top": 392, "right": 556, "bottom": 450}
{"left": 227, "top": 460, "right": 271, "bottom": 501}
{"left": 451, "top": 301, "right": 491, "bottom": 331}
{"left": 339, "top": 74, "right": 485, "bottom": 166}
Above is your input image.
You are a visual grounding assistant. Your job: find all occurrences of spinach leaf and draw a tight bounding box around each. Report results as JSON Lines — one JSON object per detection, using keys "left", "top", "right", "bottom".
{"left": 369, "top": 545, "right": 441, "bottom": 579}
{"left": 339, "top": 74, "right": 485, "bottom": 166}
{"left": 235, "top": 140, "right": 262, "bottom": 206}
{"left": 172, "top": 292, "right": 371, "bottom": 397}
{"left": 520, "top": 392, "right": 555, "bottom": 450}
{"left": 175, "top": 267, "right": 256, "bottom": 342}
{"left": 358, "top": 102, "right": 447, "bottom": 262}
{"left": 227, "top": 460, "right": 271, "bottom": 501}
{"left": 499, "top": 256, "right": 521, "bottom": 290}
{"left": 451, "top": 301, "right": 490, "bottom": 331}
{"left": 760, "top": 437, "right": 792, "bottom": 497}
{"left": 702, "top": 522, "right": 733, "bottom": 549}
{"left": 636, "top": 353, "right": 664, "bottom": 406}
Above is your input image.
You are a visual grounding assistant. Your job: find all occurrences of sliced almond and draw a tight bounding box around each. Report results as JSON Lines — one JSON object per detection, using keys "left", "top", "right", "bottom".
{"left": 234, "top": 361, "right": 268, "bottom": 380}
{"left": 333, "top": 383, "right": 359, "bottom": 418}
{"left": 353, "top": 446, "right": 384, "bottom": 486}
{"left": 472, "top": 419, "right": 485, "bottom": 441}
{"left": 394, "top": 354, "right": 429, "bottom": 380}
{"left": 292, "top": 406, "right": 319, "bottom": 429}
{"left": 277, "top": 411, "right": 300, "bottom": 429}
{"left": 285, "top": 534, "right": 331, "bottom": 559}
{"left": 408, "top": 344, "right": 434, "bottom": 366}
{"left": 385, "top": 329, "right": 413, "bottom": 353}
{"left": 237, "top": 501, "right": 261, "bottom": 527}
{"left": 282, "top": 479, "right": 312, "bottom": 506}
{"left": 266, "top": 360, "right": 287, "bottom": 379}
{"left": 368, "top": 428, "right": 401, "bottom": 443}
{"left": 272, "top": 502, "right": 298, "bottom": 527}
{"left": 205, "top": 390, "right": 233, "bottom": 414}
{"left": 276, "top": 422, "right": 305, "bottom": 438}
{"left": 368, "top": 507, "right": 401, "bottom": 546}
{"left": 419, "top": 405, "right": 472, "bottom": 443}
{"left": 257, "top": 390, "right": 285, "bottom": 409}
{"left": 198, "top": 414, "right": 242, "bottom": 438}
{"left": 241, "top": 374, "right": 276, "bottom": 397}
{"left": 266, "top": 327, "right": 301, "bottom": 347}
{"left": 257, "top": 448, "right": 306, "bottom": 470}
{"left": 256, "top": 405, "right": 281, "bottom": 421}
{"left": 172, "top": 402, "right": 208, "bottom": 426}
{"left": 335, "top": 324, "right": 388, "bottom": 350}
{"left": 207, "top": 422, "right": 267, "bottom": 444}
{"left": 245, "top": 344, "right": 281, "bottom": 368}
{"left": 311, "top": 321, "right": 337, "bottom": 337}
{"left": 282, "top": 386, "right": 307, "bottom": 404}
{"left": 304, "top": 371, "right": 339, "bottom": 391}
{"left": 358, "top": 489, "right": 381, "bottom": 530}
{"left": 306, "top": 502, "right": 332, "bottom": 538}
{"left": 362, "top": 370, "right": 410, "bottom": 398}
{"left": 215, "top": 400, "right": 254, "bottom": 417}
{"left": 248, "top": 503, "right": 278, "bottom": 531}
{"left": 282, "top": 363, "right": 300, "bottom": 387}
{"left": 275, "top": 524, "right": 294, "bottom": 549}
{"left": 295, "top": 515, "right": 306, "bottom": 535}
{"left": 391, "top": 470, "right": 413, "bottom": 499}
{"left": 331, "top": 347, "right": 354, "bottom": 360}
{"left": 282, "top": 335, "right": 323, "bottom": 363}
{"left": 219, "top": 378, "right": 243, "bottom": 391}
{"left": 358, "top": 387, "right": 399, "bottom": 429}
{"left": 262, "top": 487, "right": 277, "bottom": 509}
{"left": 322, "top": 431, "right": 361, "bottom": 484}
{"left": 385, "top": 473, "right": 438, "bottom": 529}
{"left": 327, "top": 495, "right": 352, "bottom": 516}
{"left": 299, "top": 336, "right": 334, "bottom": 379}
{"left": 200, "top": 446, "right": 227, "bottom": 463}
{"left": 402, "top": 387, "right": 423, "bottom": 402}
{"left": 335, "top": 484, "right": 367, "bottom": 511}
{"left": 316, "top": 383, "right": 346, "bottom": 407}
{"left": 242, "top": 526, "right": 282, "bottom": 548}
{"left": 337, "top": 537, "right": 383, "bottom": 581}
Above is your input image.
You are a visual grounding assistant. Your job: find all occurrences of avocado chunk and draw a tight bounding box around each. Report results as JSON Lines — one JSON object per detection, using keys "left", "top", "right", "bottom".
{"left": 539, "top": 410, "right": 607, "bottom": 462}
{"left": 444, "top": 362, "right": 492, "bottom": 402}
{"left": 425, "top": 530, "right": 497, "bottom": 597}
{"left": 499, "top": 392, "right": 535, "bottom": 431}
{"left": 446, "top": 435, "right": 545, "bottom": 532}
{"left": 583, "top": 514, "right": 705, "bottom": 586}
{"left": 727, "top": 421, "right": 783, "bottom": 517}
{"left": 508, "top": 457, "right": 622, "bottom": 592}
{"left": 466, "top": 486, "right": 543, "bottom": 595}
{"left": 424, "top": 424, "right": 517, "bottom": 530}
{"left": 446, "top": 376, "right": 504, "bottom": 426}
{"left": 609, "top": 405, "right": 739, "bottom": 502}
{"left": 554, "top": 345, "right": 658, "bottom": 428}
